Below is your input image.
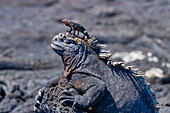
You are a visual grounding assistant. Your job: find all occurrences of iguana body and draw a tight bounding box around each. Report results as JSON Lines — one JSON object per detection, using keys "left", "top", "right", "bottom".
{"left": 35, "top": 32, "right": 158, "bottom": 113}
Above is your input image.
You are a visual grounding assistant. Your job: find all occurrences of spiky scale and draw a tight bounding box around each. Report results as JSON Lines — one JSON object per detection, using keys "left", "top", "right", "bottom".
{"left": 107, "top": 60, "right": 112, "bottom": 65}
{"left": 98, "top": 44, "right": 107, "bottom": 48}
{"left": 88, "top": 37, "right": 97, "bottom": 43}
{"left": 91, "top": 38, "right": 98, "bottom": 43}
{"left": 147, "top": 89, "right": 156, "bottom": 96}
{"left": 144, "top": 84, "right": 152, "bottom": 89}
{"left": 99, "top": 53, "right": 112, "bottom": 60}
{"left": 74, "top": 38, "right": 82, "bottom": 45}
{"left": 125, "top": 66, "right": 134, "bottom": 70}
{"left": 155, "top": 109, "right": 159, "bottom": 113}
{"left": 112, "top": 62, "right": 125, "bottom": 66}
{"left": 135, "top": 75, "right": 146, "bottom": 80}
{"left": 151, "top": 93, "right": 156, "bottom": 97}
{"left": 152, "top": 96, "right": 158, "bottom": 103}
{"left": 155, "top": 105, "right": 160, "bottom": 112}
{"left": 100, "top": 49, "right": 110, "bottom": 53}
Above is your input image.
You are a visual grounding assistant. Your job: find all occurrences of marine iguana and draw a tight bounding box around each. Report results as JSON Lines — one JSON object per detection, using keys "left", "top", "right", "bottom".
{"left": 34, "top": 32, "right": 159, "bottom": 113}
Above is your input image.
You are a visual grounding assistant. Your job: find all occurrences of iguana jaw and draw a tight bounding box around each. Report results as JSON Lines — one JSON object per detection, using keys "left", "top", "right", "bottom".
{"left": 51, "top": 40, "right": 65, "bottom": 56}
{"left": 51, "top": 42, "right": 64, "bottom": 51}
{"left": 51, "top": 34, "right": 80, "bottom": 57}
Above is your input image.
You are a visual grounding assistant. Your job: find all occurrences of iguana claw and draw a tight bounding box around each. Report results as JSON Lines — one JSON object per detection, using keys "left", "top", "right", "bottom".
{"left": 59, "top": 90, "right": 78, "bottom": 107}
{"left": 34, "top": 87, "right": 45, "bottom": 111}
{"left": 59, "top": 95, "right": 76, "bottom": 107}
{"left": 58, "top": 95, "right": 75, "bottom": 102}
{"left": 34, "top": 106, "right": 38, "bottom": 111}
{"left": 61, "top": 99, "right": 75, "bottom": 107}
{"left": 60, "top": 90, "right": 74, "bottom": 96}
{"left": 72, "top": 101, "right": 77, "bottom": 108}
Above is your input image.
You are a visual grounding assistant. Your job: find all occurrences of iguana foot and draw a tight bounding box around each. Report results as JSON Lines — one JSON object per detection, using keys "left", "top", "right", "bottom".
{"left": 34, "top": 87, "right": 45, "bottom": 111}
{"left": 59, "top": 95, "right": 76, "bottom": 107}
{"left": 59, "top": 89, "right": 80, "bottom": 108}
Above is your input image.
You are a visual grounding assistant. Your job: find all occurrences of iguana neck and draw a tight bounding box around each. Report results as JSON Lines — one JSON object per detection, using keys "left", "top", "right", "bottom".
{"left": 62, "top": 43, "right": 88, "bottom": 77}
{"left": 62, "top": 43, "right": 108, "bottom": 79}
{"left": 63, "top": 54, "right": 81, "bottom": 77}
{"left": 73, "top": 53, "right": 107, "bottom": 79}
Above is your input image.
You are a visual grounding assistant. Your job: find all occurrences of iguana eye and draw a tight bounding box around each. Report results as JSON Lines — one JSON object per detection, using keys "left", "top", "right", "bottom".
{"left": 60, "top": 38, "right": 64, "bottom": 42}
{"left": 64, "top": 40, "right": 71, "bottom": 44}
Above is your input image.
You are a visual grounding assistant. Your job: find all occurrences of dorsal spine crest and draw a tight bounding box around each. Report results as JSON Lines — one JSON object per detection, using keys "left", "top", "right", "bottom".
{"left": 62, "top": 23, "right": 160, "bottom": 112}
{"left": 82, "top": 33, "right": 159, "bottom": 112}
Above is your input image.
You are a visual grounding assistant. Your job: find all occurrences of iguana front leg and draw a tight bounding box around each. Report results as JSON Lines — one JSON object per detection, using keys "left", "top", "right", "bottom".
{"left": 59, "top": 73, "right": 107, "bottom": 109}
{"left": 34, "top": 76, "right": 62, "bottom": 111}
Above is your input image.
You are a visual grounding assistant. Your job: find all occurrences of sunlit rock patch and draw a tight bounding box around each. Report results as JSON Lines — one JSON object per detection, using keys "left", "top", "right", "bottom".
{"left": 111, "top": 50, "right": 145, "bottom": 63}
{"left": 145, "top": 67, "right": 164, "bottom": 79}
{"left": 161, "top": 62, "right": 170, "bottom": 68}
{"left": 147, "top": 52, "right": 159, "bottom": 63}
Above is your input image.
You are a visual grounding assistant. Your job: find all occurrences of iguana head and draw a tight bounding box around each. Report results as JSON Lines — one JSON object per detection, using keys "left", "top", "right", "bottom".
{"left": 51, "top": 33, "right": 81, "bottom": 56}
{"left": 51, "top": 33, "right": 90, "bottom": 77}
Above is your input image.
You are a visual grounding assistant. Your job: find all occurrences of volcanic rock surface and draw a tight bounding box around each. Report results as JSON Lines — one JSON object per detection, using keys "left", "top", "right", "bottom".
{"left": 0, "top": 0, "right": 169, "bottom": 112}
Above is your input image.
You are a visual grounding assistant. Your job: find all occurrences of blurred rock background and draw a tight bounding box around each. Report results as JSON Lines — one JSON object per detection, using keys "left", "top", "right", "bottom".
{"left": 0, "top": 0, "right": 169, "bottom": 112}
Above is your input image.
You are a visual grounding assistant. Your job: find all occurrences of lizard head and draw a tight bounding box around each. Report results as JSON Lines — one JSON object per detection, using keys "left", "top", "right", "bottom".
{"left": 62, "top": 19, "right": 71, "bottom": 27}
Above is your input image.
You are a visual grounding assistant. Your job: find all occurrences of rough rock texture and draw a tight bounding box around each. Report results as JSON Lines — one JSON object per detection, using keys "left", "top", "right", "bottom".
{"left": 0, "top": 0, "right": 169, "bottom": 112}
{"left": 39, "top": 76, "right": 87, "bottom": 113}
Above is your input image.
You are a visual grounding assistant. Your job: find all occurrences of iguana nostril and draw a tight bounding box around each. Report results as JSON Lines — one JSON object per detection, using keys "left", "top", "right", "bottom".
{"left": 54, "top": 38, "right": 57, "bottom": 41}
{"left": 63, "top": 36, "right": 66, "bottom": 39}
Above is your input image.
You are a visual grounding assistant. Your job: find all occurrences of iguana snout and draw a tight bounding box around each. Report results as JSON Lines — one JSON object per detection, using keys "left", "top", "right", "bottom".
{"left": 51, "top": 33, "right": 81, "bottom": 56}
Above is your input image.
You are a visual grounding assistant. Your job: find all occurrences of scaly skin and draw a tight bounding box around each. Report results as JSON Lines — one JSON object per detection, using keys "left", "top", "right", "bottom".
{"left": 34, "top": 33, "right": 157, "bottom": 113}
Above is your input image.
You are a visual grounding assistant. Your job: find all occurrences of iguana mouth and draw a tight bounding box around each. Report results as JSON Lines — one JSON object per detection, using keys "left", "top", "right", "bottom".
{"left": 51, "top": 42, "right": 64, "bottom": 51}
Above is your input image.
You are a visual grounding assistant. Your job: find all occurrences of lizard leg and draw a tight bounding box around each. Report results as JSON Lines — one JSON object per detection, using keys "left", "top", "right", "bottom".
{"left": 75, "top": 31, "right": 79, "bottom": 36}
{"left": 67, "top": 27, "right": 72, "bottom": 33}
{"left": 73, "top": 30, "right": 76, "bottom": 35}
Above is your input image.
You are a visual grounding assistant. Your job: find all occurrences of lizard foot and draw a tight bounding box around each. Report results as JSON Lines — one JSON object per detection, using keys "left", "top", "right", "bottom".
{"left": 67, "top": 30, "right": 71, "bottom": 33}
{"left": 34, "top": 87, "right": 45, "bottom": 111}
